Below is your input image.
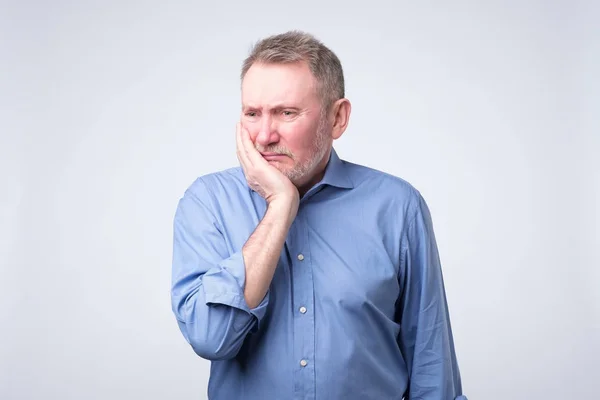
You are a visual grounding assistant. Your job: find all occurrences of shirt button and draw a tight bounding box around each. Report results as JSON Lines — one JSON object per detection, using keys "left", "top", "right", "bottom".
{"left": 300, "top": 359, "right": 308, "bottom": 367}
{"left": 299, "top": 306, "right": 307, "bottom": 314}
{"left": 297, "top": 254, "right": 304, "bottom": 261}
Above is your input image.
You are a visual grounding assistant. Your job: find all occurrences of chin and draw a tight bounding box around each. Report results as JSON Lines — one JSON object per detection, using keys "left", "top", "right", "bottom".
{"left": 286, "top": 169, "right": 314, "bottom": 186}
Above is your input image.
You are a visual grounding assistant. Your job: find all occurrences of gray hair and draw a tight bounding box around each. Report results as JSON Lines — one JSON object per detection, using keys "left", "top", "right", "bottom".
{"left": 241, "top": 30, "right": 345, "bottom": 112}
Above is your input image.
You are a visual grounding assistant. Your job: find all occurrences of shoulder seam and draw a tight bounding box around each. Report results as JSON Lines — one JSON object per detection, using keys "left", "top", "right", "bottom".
{"left": 185, "top": 178, "right": 224, "bottom": 233}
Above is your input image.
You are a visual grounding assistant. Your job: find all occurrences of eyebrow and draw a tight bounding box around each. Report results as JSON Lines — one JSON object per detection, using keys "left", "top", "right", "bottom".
{"left": 242, "top": 103, "right": 301, "bottom": 111}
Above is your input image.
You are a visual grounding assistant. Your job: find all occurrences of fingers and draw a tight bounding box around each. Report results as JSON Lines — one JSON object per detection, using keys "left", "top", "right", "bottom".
{"left": 236, "top": 122, "right": 252, "bottom": 170}
{"left": 239, "top": 122, "right": 269, "bottom": 168}
{"left": 240, "top": 124, "right": 269, "bottom": 168}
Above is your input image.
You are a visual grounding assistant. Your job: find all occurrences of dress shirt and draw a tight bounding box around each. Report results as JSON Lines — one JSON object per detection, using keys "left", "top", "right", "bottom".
{"left": 171, "top": 148, "right": 467, "bottom": 399}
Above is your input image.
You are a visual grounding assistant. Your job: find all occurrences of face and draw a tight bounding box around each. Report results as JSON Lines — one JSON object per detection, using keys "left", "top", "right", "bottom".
{"left": 241, "top": 61, "right": 332, "bottom": 186}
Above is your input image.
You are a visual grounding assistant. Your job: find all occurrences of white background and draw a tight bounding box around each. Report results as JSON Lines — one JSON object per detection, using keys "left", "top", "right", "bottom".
{"left": 1, "top": 1, "right": 598, "bottom": 399}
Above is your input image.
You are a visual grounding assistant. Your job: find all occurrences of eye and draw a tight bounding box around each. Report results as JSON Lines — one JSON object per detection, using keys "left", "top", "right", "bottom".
{"left": 245, "top": 111, "right": 257, "bottom": 117}
{"left": 282, "top": 110, "right": 295, "bottom": 117}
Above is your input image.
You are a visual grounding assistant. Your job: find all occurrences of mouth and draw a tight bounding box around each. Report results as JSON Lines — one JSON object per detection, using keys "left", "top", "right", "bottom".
{"left": 260, "top": 152, "right": 288, "bottom": 161}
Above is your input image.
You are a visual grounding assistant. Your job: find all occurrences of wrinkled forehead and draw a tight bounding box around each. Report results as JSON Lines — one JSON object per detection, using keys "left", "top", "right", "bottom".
{"left": 241, "top": 62, "right": 319, "bottom": 109}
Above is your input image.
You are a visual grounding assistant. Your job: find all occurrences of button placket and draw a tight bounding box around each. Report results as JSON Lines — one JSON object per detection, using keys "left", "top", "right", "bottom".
{"left": 289, "top": 212, "right": 316, "bottom": 399}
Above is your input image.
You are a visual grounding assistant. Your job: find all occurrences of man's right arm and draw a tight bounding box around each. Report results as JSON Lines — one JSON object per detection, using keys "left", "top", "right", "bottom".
{"left": 170, "top": 183, "right": 294, "bottom": 361}
{"left": 172, "top": 122, "right": 299, "bottom": 361}
{"left": 242, "top": 198, "right": 297, "bottom": 309}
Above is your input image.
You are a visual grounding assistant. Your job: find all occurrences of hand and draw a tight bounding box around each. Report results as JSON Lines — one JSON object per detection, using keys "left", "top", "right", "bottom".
{"left": 236, "top": 122, "right": 299, "bottom": 208}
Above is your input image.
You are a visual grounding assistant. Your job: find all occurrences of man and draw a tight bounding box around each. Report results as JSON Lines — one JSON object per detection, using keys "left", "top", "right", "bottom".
{"left": 171, "top": 30, "right": 467, "bottom": 399}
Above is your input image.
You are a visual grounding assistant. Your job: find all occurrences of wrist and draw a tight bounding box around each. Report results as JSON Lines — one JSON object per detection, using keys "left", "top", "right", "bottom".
{"left": 267, "top": 196, "right": 299, "bottom": 223}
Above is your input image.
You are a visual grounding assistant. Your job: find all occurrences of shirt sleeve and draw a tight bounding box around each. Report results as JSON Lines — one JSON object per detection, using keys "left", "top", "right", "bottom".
{"left": 170, "top": 181, "right": 269, "bottom": 361}
{"left": 397, "top": 192, "right": 466, "bottom": 400}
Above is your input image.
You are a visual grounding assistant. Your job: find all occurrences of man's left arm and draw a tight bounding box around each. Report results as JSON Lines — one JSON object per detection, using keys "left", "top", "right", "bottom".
{"left": 397, "top": 192, "right": 468, "bottom": 400}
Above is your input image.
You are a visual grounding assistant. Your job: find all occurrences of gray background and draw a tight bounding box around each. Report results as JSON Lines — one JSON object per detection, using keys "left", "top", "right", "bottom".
{"left": 1, "top": 1, "right": 598, "bottom": 399}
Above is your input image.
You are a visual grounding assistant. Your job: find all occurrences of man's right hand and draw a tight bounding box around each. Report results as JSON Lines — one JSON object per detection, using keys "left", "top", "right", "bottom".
{"left": 236, "top": 122, "right": 300, "bottom": 309}
{"left": 236, "top": 122, "right": 299, "bottom": 210}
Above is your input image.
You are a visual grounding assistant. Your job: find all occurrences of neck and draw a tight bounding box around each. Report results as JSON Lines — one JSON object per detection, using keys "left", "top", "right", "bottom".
{"left": 295, "top": 148, "right": 332, "bottom": 198}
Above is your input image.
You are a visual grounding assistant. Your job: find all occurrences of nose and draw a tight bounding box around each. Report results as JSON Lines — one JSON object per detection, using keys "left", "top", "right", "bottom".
{"left": 254, "top": 116, "right": 279, "bottom": 147}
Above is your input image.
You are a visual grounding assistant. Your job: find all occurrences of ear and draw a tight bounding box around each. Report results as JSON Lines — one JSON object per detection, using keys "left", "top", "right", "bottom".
{"left": 330, "top": 98, "right": 351, "bottom": 140}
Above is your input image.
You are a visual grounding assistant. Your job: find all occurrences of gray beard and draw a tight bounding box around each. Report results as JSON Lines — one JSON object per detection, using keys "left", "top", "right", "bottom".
{"left": 283, "top": 118, "right": 330, "bottom": 183}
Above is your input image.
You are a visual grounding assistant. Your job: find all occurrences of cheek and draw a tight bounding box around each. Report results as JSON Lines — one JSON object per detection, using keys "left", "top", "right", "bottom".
{"left": 296, "top": 121, "right": 322, "bottom": 148}
{"left": 249, "top": 129, "right": 259, "bottom": 142}
{"left": 242, "top": 122, "right": 260, "bottom": 142}
{"left": 289, "top": 117, "right": 319, "bottom": 138}
{"left": 279, "top": 124, "right": 310, "bottom": 152}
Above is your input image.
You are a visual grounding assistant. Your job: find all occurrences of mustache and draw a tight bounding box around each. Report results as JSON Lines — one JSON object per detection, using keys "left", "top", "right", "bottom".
{"left": 255, "top": 144, "right": 294, "bottom": 158}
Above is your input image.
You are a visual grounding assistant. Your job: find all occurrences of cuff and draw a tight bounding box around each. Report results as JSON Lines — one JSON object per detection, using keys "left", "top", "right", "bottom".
{"left": 202, "top": 251, "right": 269, "bottom": 326}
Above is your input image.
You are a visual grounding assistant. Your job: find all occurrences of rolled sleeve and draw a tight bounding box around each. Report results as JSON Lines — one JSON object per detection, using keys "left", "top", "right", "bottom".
{"left": 171, "top": 182, "right": 269, "bottom": 359}
{"left": 203, "top": 251, "right": 269, "bottom": 330}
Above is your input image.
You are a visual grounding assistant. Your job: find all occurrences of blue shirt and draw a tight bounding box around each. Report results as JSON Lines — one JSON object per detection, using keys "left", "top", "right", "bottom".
{"left": 171, "top": 148, "right": 467, "bottom": 399}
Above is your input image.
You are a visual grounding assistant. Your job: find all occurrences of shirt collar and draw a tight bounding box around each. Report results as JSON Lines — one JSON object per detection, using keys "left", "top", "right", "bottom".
{"left": 316, "top": 147, "right": 354, "bottom": 190}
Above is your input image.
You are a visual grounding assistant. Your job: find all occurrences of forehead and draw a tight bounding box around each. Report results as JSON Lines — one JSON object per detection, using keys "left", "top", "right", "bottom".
{"left": 241, "top": 61, "right": 319, "bottom": 108}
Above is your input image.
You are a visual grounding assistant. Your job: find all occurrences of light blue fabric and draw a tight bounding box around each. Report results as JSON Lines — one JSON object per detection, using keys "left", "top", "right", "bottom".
{"left": 171, "top": 148, "right": 467, "bottom": 399}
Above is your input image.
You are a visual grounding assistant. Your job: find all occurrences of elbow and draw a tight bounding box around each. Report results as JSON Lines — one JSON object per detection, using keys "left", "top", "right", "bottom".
{"left": 176, "top": 319, "right": 243, "bottom": 361}
{"left": 172, "top": 288, "right": 254, "bottom": 361}
{"left": 188, "top": 335, "right": 241, "bottom": 361}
